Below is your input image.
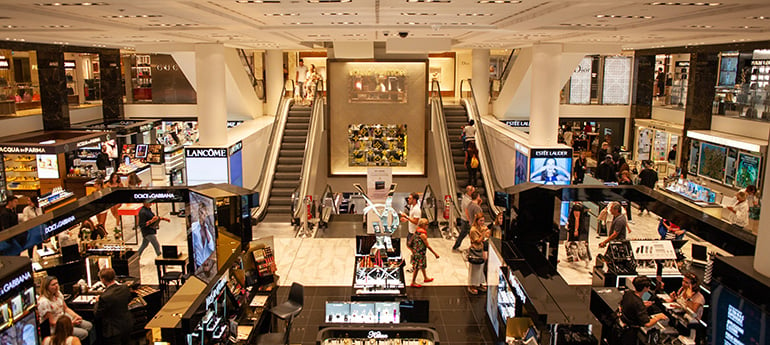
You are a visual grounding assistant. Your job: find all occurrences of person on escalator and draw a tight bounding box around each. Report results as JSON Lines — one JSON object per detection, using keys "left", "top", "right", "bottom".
{"left": 465, "top": 141, "right": 480, "bottom": 187}
{"left": 452, "top": 186, "right": 475, "bottom": 252}
{"left": 462, "top": 119, "right": 476, "bottom": 151}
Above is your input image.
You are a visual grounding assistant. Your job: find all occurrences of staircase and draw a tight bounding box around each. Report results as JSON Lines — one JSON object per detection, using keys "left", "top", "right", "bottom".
{"left": 263, "top": 104, "right": 311, "bottom": 222}
{"left": 443, "top": 104, "right": 492, "bottom": 218}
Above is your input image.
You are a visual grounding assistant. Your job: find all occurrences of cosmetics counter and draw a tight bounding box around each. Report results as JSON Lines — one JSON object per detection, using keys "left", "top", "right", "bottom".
{"left": 353, "top": 236, "right": 405, "bottom": 297}
{"left": 0, "top": 130, "right": 115, "bottom": 201}
{"left": 317, "top": 326, "right": 439, "bottom": 345}
{"left": 0, "top": 257, "right": 40, "bottom": 345}
{"left": 592, "top": 240, "right": 683, "bottom": 289}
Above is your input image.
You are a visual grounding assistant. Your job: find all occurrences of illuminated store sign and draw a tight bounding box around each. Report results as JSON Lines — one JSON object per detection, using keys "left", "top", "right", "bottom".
{"left": 1, "top": 271, "right": 31, "bottom": 296}
{"left": 0, "top": 146, "right": 50, "bottom": 154}
{"left": 368, "top": 331, "right": 388, "bottom": 339}
{"left": 64, "top": 60, "right": 76, "bottom": 69}
{"left": 502, "top": 120, "right": 530, "bottom": 128}
{"left": 44, "top": 215, "right": 77, "bottom": 236}
{"left": 186, "top": 148, "right": 227, "bottom": 158}
{"left": 133, "top": 193, "right": 178, "bottom": 201}
{"left": 228, "top": 141, "right": 242, "bottom": 156}
{"left": 139, "top": 124, "right": 154, "bottom": 133}
{"left": 531, "top": 149, "right": 571, "bottom": 158}
{"left": 0, "top": 57, "right": 9, "bottom": 70}
{"left": 76, "top": 137, "right": 103, "bottom": 148}
{"left": 206, "top": 275, "right": 228, "bottom": 308}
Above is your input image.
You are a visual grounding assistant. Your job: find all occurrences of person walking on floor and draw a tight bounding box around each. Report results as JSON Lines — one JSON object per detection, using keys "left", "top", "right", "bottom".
{"left": 456, "top": 191, "right": 483, "bottom": 254}
{"left": 399, "top": 192, "right": 422, "bottom": 273}
{"left": 452, "top": 185, "right": 475, "bottom": 252}
{"left": 637, "top": 161, "right": 658, "bottom": 215}
{"left": 137, "top": 200, "right": 170, "bottom": 258}
{"left": 295, "top": 58, "right": 308, "bottom": 99}
{"left": 595, "top": 155, "right": 617, "bottom": 183}
{"left": 94, "top": 268, "right": 134, "bottom": 345}
{"left": 408, "top": 218, "right": 439, "bottom": 288}
{"left": 599, "top": 202, "right": 628, "bottom": 248}
{"left": 573, "top": 151, "right": 587, "bottom": 184}
{"left": 467, "top": 213, "right": 490, "bottom": 295}
{"left": 465, "top": 142, "right": 480, "bottom": 187}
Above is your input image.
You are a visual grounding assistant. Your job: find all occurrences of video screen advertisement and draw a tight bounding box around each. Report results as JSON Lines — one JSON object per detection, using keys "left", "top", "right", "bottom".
{"left": 0, "top": 262, "right": 39, "bottom": 345}
{"left": 529, "top": 148, "right": 572, "bottom": 185}
{"left": 188, "top": 192, "right": 218, "bottom": 283}
{"left": 514, "top": 150, "right": 528, "bottom": 185}
{"left": 711, "top": 284, "right": 769, "bottom": 345}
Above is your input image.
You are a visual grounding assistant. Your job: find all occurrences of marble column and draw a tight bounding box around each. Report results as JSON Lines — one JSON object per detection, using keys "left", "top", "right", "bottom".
{"left": 99, "top": 49, "right": 124, "bottom": 121}
{"left": 36, "top": 46, "right": 70, "bottom": 130}
{"left": 195, "top": 43, "right": 227, "bottom": 146}
{"left": 265, "top": 49, "right": 283, "bottom": 116}
{"left": 681, "top": 52, "right": 718, "bottom": 169}
{"left": 471, "top": 49, "right": 490, "bottom": 117}
{"left": 629, "top": 54, "right": 655, "bottom": 159}
{"left": 529, "top": 43, "right": 562, "bottom": 147}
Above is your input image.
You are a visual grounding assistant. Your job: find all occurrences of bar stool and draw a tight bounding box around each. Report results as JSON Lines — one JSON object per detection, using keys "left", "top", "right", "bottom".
{"left": 258, "top": 283, "right": 304, "bottom": 345}
{"left": 159, "top": 271, "right": 185, "bottom": 300}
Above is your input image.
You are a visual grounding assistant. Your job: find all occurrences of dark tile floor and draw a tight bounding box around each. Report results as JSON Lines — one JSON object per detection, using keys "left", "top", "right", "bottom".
{"left": 271, "top": 285, "right": 501, "bottom": 345}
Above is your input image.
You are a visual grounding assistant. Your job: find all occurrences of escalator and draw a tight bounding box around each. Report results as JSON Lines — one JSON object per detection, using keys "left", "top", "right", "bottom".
{"left": 263, "top": 104, "right": 311, "bottom": 222}
{"left": 443, "top": 104, "right": 493, "bottom": 218}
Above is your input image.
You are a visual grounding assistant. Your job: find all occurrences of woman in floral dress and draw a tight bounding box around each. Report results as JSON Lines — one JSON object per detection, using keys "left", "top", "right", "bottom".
{"left": 408, "top": 218, "right": 439, "bottom": 287}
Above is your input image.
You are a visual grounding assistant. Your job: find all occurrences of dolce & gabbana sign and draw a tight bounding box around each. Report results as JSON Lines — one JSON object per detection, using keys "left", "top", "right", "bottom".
{"left": 44, "top": 215, "right": 77, "bottom": 236}
{"left": 185, "top": 148, "right": 228, "bottom": 158}
{"left": 530, "top": 149, "right": 572, "bottom": 158}
{"left": 1, "top": 271, "right": 31, "bottom": 298}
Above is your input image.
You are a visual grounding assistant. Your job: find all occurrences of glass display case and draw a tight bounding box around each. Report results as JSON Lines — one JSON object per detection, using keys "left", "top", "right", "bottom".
{"left": 131, "top": 54, "right": 152, "bottom": 102}
{"left": 4, "top": 154, "right": 41, "bottom": 191}
{"left": 317, "top": 326, "right": 439, "bottom": 345}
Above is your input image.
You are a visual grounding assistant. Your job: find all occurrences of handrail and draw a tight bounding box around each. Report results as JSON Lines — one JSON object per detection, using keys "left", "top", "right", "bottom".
{"left": 429, "top": 80, "right": 463, "bottom": 220}
{"left": 252, "top": 79, "right": 294, "bottom": 221}
{"left": 460, "top": 79, "right": 503, "bottom": 218}
{"left": 499, "top": 49, "right": 518, "bottom": 87}
{"left": 293, "top": 79, "right": 326, "bottom": 231}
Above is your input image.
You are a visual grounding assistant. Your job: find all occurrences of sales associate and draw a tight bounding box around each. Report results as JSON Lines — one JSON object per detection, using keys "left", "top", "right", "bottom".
{"left": 620, "top": 276, "right": 668, "bottom": 343}
{"left": 667, "top": 272, "right": 705, "bottom": 321}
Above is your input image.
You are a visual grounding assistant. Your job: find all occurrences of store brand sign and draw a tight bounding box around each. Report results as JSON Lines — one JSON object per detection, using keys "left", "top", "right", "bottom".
{"left": 502, "top": 120, "right": 530, "bottom": 128}
{"left": 228, "top": 141, "right": 242, "bottom": 156}
{"left": 1, "top": 271, "right": 31, "bottom": 296}
{"left": 0, "top": 146, "right": 49, "bottom": 154}
{"left": 206, "top": 275, "right": 228, "bottom": 308}
{"left": 751, "top": 60, "right": 770, "bottom": 66}
{"left": 368, "top": 331, "right": 388, "bottom": 339}
{"left": 139, "top": 124, "right": 154, "bottom": 133}
{"left": 531, "top": 149, "right": 571, "bottom": 158}
{"left": 0, "top": 58, "right": 8, "bottom": 70}
{"left": 64, "top": 60, "right": 76, "bottom": 69}
{"left": 44, "top": 215, "right": 77, "bottom": 236}
{"left": 133, "top": 193, "right": 178, "bottom": 201}
{"left": 186, "top": 148, "right": 227, "bottom": 158}
{"left": 77, "top": 137, "right": 103, "bottom": 148}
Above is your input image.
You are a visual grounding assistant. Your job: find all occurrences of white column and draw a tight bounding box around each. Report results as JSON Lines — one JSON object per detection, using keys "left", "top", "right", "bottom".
{"left": 754, "top": 152, "right": 770, "bottom": 277}
{"left": 265, "top": 49, "right": 284, "bottom": 116}
{"left": 528, "top": 43, "right": 562, "bottom": 147}
{"left": 471, "top": 49, "right": 490, "bottom": 117}
{"left": 195, "top": 43, "right": 227, "bottom": 146}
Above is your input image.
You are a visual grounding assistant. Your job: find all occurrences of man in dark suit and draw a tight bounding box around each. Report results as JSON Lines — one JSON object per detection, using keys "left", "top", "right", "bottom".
{"left": 94, "top": 268, "right": 134, "bottom": 345}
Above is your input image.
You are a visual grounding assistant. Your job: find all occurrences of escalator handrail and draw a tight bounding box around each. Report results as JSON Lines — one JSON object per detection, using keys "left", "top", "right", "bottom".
{"left": 292, "top": 79, "right": 326, "bottom": 220}
{"left": 459, "top": 79, "right": 503, "bottom": 218}
{"left": 499, "top": 49, "right": 518, "bottom": 89}
{"left": 430, "top": 80, "right": 462, "bottom": 218}
{"left": 321, "top": 184, "right": 338, "bottom": 215}
{"left": 252, "top": 79, "right": 294, "bottom": 221}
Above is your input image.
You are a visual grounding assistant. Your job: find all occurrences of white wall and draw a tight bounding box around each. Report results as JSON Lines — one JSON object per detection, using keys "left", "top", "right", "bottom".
{"left": 70, "top": 105, "right": 103, "bottom": 124}
{"left": 125, "top": 104, "right": 197, "bottom": 118}
{"left": 455, "top": 50, "right": 472, "bottom": 98}
{"left": 226, "top": 117, "right": 273, "bottom": 189}
{"left": 651, "top": 107, "right": 685, "bottom": 125}
{"left": 710, "top": 116, "right": 770, "bottom": 141}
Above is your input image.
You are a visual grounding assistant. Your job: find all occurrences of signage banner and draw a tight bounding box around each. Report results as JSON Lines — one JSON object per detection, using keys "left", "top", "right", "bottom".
{"left": 228, "top": 141, "right": 243, "bottom": 156}
{"left": 95, "top": 188, "right": 189, "bottom": 203}
{"left": 0, "top": 270, "right": 32, "bottom": 301}
{"left": 0, "top": 145, "right": 54, "bottom": 154}
{"left": 529, "top": 148, "right": 572, "bottom": 185}
{"left": 185, "top": 147, "right": 228, "bottom": 158}
{"left": 501, "top": 120, "right": 530, "bottom": 128}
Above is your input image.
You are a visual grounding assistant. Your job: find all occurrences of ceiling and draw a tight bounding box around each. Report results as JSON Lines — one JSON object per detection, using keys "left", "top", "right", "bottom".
{"left": 0, "top": 0, "right": 769, "bottom": 52}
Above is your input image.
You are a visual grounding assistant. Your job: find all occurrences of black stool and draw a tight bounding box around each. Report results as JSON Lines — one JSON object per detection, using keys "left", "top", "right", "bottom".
{"left": 261, "top": 283, "right": 303, "bottom": 345}
{"left": 160, "top": 271, "right": 185, "bottom": 300}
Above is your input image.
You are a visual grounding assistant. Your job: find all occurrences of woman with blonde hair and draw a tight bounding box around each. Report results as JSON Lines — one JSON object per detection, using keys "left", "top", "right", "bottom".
{"left": 38, "top": 276, "right": 92, "bottom": 342}
{"left": 467, "top": 212, "right": 490, "bottom": 294}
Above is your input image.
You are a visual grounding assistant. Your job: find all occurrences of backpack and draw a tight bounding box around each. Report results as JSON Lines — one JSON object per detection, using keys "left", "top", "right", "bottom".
{"left": 470, "top": 155, "right": 479, "bottom": 169}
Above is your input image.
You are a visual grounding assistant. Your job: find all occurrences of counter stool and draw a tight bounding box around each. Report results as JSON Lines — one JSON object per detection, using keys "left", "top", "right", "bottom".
{"left": 159, "top": 271, "right": 185, "bottom": 300}
{"left": 260, "top": 283, "right": 304, "bottom": 345}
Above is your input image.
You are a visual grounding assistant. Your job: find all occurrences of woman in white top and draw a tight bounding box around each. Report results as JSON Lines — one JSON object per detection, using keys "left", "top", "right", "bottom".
{"left": 38, "top": 277, "right": 92, "bottom": 341}
{"left": 21, "top": 197, "right": 43, "bottom": 222}
{"left": 725, "top": 191, "right": 749, "bottom": 227}
{"left": 43, "top": 315, "right": 81, "bottom": 345}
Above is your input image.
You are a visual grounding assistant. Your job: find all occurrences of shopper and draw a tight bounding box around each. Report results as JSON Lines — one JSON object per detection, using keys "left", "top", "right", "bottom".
{"left": 658, "top": 219, "right": 685, "bottom": 240}
{"left": 467, "top": 213, "right": 490, "bottom": 295}
{"left": 43, "top": 315, "right": 82, "bottom": 345}
{"left": 137, "top": 200, "right": 170, "bottom": 259}
{"left": 95, "top": 145, "right": 111, "bottom": 172}
{"left": 127, "top": 172, "right": 142, "bottom": 187}
{"left": 105, "top": 173, "right": 123, "bottom": 231}
{"left": 399, "top": 192, "right": 421, "bottom": 273}
{"left": 597, "top": 141, "right": 610, "bottom": 163}
{"left": 573, "top": 151, "right": 587, "bottom": 184}
{"left": 304, "top": 64, "right": 321, "bottom": 104}
{"left": 465, "top": 141, "right": 480, "bottom": 187}
{"left": 38, "top": 276, "right": 93, "bottom": 342}
{"left": 743, "top": 185, "right": 761, "bottom": 225}
{"left": 616, "top": 157, "right": 630, "bottom": 177}
{"left": 94, "top": 268, "right": 134, "bottom": 345}
{"left": 724, "top": 191, "right": 749, "bottom": 228}
{"left": 0, "top": 195, "right": 23, "bottom": 254}
{"left": 21, "top": 197, "right": 43, "bottom": 222}
{"left": 667, "top": 272, "right": 705, "bottom": 321}
{"left": 668, "top": 144, "right": 678, "bottom": 164}
{"left": 594, "top": 155, "right": 617, "bottom": 183}
{"left": 655, "top": 67, "right": 666, "bottom": 97}
{"left": 566, "top": 203, "right": 588, "bottom": 242}
{"left": 489, "top": 211, "right": 504, "bottom": 239}
{"left": 599, "top": 202, "right": 627, "bottom": 248}
{"left": 452, "top": 185, "right": 475, "bottom": 252}
{"left": 618, "top": 170, "right": 633, "bottom": 185}
{"left": 462, "top": 119, "right": 476, "bottom": 151}
{"left": 295, "top": 58, "right": 308, "bottom": 99}
{"left": 620, "top": 276, "right": 668, "bottom": 343}
{"left": 637, "top": 161, "right": 658, "bottom": 215}
{"left": 407, "top": 218, "right": 439, "bottom": 288}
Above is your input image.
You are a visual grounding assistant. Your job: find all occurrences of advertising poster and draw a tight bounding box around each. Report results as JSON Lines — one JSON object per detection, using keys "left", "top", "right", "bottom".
{"left": 736, "top": 153, "right": 761, "bottom": 188}
{"left": 688, "top": 140, "right": 700, "bottom": 175}
{"left": 711, "top": 284, "right": 769, "bottom": 345}
{"left": 725, "top": 148, "right": 738, "bottom": 185}
{"left": 348, "top": 124, "right": 407, "bottom": 167}
{"left": 569, "top": 57, "right": 592, "bottom": 104}
{"left": 718, "top": 53, "right": 738, "bottom": 87}
{"left": 637, "top": 128, "right": 652, "bottom": 161}
{"left": 36, "top": 154, "right": 59, "bottom": 179}
{"left": 514, "top": 151, "right": 528, "bottom": 185}
{"left": 348, "top": 67, "right": 407, "bottom": 103}
{"left": 653, "top": 130, "right": 668, "bottom": 161}
{"left": 101, "top": 139, "right": 119, "bottom": 159}
{"left": 188, "top": 192, "right": 217, "bottom": 283}
{"left": 698, "top": 142, "right": 727, "bottom": 182}
{"left": 185, "top": 147, "right": 229, "bottom": 186}
{"left": 602, "top": 57, "right": 631, "bottom": 105}
{"left": 529, "top": 149, "right": 572, "bottom": 185}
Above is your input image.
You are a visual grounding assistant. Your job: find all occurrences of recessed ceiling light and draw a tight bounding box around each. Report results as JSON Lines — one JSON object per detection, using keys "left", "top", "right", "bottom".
{"left": 448, "top": 22, "right": 474, "bottom": 25}
{"left": 307, "top": 34, "right": 330, "bottom": 37}
{"left": 687, "top": 24, "right": 712, "bottom": 28}
{"left": 321, "top": 12, "right": 357, "bottom": 15}
{"left": 407, "top": 0, "right": 451, "bottom": 3}
{"left": 560, "top": 23, "right": 608, "bottom": 27}
{"left": 400, "top": 21, "right": 422, "bottom": 25}
{"left": 401, "top": 12, "right": 437, "bottom": 16}
{"left": 265, "top": 12, "right": 299, "bottom": 16}
{"left": 105, "top": 14, "right": 162, "bottom": 18}
{"left": 307, "top": 0, "right": 352, "bottom": 3}
{"left": 647, "top": 2, "right": 720, "bottom": 5}
{"left": 478, "top": 0, "right": 521, "bottom": 3}
{"left": 1, "top": 25, "right": 19, "bottom": 29}
{"left": 343, "top": 33, "right": 366, "bottom": 37}
{"left": 458, "top": 13, "right": 493, "bottom": 16}
{"left": 746, "top": 16, "right": 768, "bottom": 20}
{"left": 41, "top": 24, "right": 72, "bottom": 28}
{"left": 147, "top": 23, "right": 199, "bottom": 27}
{"left": 331, "top": 21, "right": 361, "bottom": 24}
{"left": 287, "top": 22, "right": 313, "bottom": 25}
{"left": 36, "top": 2, "right": 109, "bottom": 5}
{"left": 735, "top": 25, "right": 759, "bottom": 29}
{"left": 237, "top": 0, "right": 281, "bottom": 2}
{"left": 595, "top": 14, "right": 653, "bottom": 19}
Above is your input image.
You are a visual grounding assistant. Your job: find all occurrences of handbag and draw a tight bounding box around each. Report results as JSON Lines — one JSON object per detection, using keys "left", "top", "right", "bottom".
{"left": 467, "top": 247, "right": 486, "bottom": 265}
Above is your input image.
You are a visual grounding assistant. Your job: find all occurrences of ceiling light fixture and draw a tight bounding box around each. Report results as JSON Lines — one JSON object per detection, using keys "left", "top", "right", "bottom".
{"left": 41, "top": 25, "right": 72, "bottom": 28}
{"left": 36, "top": 2, "right": 109, "bottom": 6}
{"left": 687, "top": 24, "right": 712, "bottom": 28}
{"left": 746, "top": 16, "right": 767, "bottom": 20}
{"left": 647, "top": 2, "right": 720, "bottom": 5}
{"left": 105, "top": 14, "right": 162, "bottom": 18}
{"left": 265, "top": 12, "right": 299, "bottom": 16}
{"left": 307, "top": 0, "right": 352, "bottom": 3}
{"left": 236, "top": 0, "right": 281, "bottom": 3}
{"left": 147, "top": 23, "right": 199, "bottom": 27}
{"left": 401, "top": 12, "right": 436, "bottom": 16}
{"left": 321, "top": 12, "right": 357, "bottom": 15}
{"left": 332, "top": 21, "right": 361, "bottom": 24}
{"left": 560, "top": 23, "right": 608, "bottom": 27}
{"left": 1, "top": 25, "right": 18, "bottom": 29}
{"left": 595, "top": 14, "right": 653, "bottom": 19}
{"left": 477, "top": 0, "right": 521, "bottom": 3}
{"left": 406, "top": 0, "right": 451, "bottom": 3}
{"left": 459, "top": 13, "right": 493, "bottom": 16}
{"left": 287, "top": 22, "right": 313, "bottom": 25}
{"left": 735, "top": 25, "right": 759, "bottom": 29}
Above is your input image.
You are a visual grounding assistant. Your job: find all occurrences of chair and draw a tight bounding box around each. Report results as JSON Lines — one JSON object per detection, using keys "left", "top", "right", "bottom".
{"left": 270, "top": 282, "right": 304, "bottom": 321}
{"left": 159, "top": 271, "right": 185, "bottom": 300}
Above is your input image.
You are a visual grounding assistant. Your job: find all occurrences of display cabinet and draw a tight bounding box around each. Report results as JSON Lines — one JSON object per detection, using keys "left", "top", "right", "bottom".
{"left": 3, "top": 154, "right": 40, "bottom": 192}
{"left": 317, "top": 326, "right": 439, "bottom": 345}
{"left": 132, "top": 54, "right": 152, "bottom": 102}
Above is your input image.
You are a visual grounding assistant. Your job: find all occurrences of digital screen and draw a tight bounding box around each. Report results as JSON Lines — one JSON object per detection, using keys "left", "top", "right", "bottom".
{"left": 101, "top": 139, "right": 119, "bottom": 159}
{"left": 135, "top": 144, "right": 148, "bottom": 159}
{"left": 718, "top": 54, "right": 738, "bottom": 87}
{"left": 688, "top": 140, "right": 700, "bottom": 175}
{"left": 1, "top": 311, "right": 38, "bottom": 345}
{"left": 711, "top": 284, "right": 769, "bottom": 345}
{"left": 529, "top": 157, "right": 572, "bottom": 185}
{"left": 399, "top": 300, "right": 429, "bottom": 323}
{"left": 145, "top": 144, "right": 164, "bottom": 164}
{"left": 36, "top": 154, "right": 59, "bottom": 179}
{"left": 325, "top": 302, "right": 350, "bottom": 323}
{"left": 229, "top": 149, "right": 243, "bottom": 187}
{"left": 736, "top": 153, "right": 760, "bottom": 189}
{"left": 725, "top": 148, "right": 738, "bottom": 185}
{"left": 558, "top": 201, "right": 570, "bottom": 226}
{"left": 515, "top": 151, "right": 528, "bottom": 185}
{"left": 698, "top": 142, "right": 727, "bottom": 182}
{"left": 188, "top": 192, "right": 218, "bottom": 283}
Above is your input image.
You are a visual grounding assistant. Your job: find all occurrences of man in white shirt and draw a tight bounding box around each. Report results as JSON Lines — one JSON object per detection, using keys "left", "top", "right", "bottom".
{"left": 400, "top": 192, "right": 422, "bottom": 272}
{"left": 453, "top": 185, "right": 475, "bottom": 252}
{"left": 295, "top": 59, "right": 308, "bottom": 99}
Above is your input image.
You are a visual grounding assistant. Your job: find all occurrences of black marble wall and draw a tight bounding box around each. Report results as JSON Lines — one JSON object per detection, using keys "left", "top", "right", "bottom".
{"left": 682, "top": 52, "right": 719, "bottom": 168}
{"left": 629, "top": 54, "right": 655, "bottom": 157}
{"left": 36, "top": 46, "right": 70, "bottom": 130}
{"left": 99, "top": 50, "right": 124, "bottom": 121}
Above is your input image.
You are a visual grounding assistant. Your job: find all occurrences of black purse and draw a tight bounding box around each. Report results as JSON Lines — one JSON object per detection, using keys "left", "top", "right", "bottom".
{"left": 467, "top": 247, "right": 486, "bottom": 265}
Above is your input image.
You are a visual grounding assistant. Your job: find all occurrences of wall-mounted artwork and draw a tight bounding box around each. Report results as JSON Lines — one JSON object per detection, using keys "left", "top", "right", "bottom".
{"left": 348, "top": 68, "right": 407, "bottom": 103}
{"left": 348, "top": 124, "right": 407, "bottom": 167}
